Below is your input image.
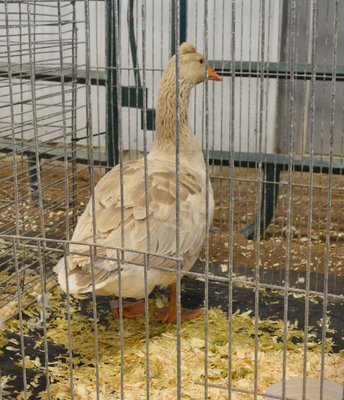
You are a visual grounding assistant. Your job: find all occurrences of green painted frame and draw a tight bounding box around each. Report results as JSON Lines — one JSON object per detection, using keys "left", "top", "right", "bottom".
{"left": 105, "top": 0, "right": 187, "bottom": 167}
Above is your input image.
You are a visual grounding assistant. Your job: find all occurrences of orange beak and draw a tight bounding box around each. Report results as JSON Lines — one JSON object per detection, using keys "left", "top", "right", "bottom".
{"left": 208, "top": 65, "right": 222, "bottom": 81}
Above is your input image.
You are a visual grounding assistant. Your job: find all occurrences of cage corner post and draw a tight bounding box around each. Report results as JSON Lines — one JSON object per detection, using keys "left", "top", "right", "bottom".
{"left": 171, "top": 0, "right": 187, "bottom": 55}
{"left": 106, "top": 0, "right": 120, "bottom": 167}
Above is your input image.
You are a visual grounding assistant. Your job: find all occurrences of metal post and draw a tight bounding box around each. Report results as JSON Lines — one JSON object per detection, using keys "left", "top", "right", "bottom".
{"left": 106, "top": 0, "right": 119, "bottom": 167}
{"left": 171, "top": 0, "right": 187, "bottom": 56}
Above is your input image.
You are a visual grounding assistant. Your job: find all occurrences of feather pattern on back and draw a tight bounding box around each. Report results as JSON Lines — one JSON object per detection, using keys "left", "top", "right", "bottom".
{"left": 55, "top": 157, "right": 213, "bottom": 297}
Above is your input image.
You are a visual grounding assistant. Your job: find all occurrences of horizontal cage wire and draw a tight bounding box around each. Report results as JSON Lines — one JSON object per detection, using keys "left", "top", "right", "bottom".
{"left": 0, "top": 0, "right": 343, "bottom": 400}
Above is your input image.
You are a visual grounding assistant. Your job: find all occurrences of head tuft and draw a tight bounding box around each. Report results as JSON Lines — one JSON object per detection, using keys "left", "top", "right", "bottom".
{"left": 179, "top": 42, "right": 197, "bottom": 55}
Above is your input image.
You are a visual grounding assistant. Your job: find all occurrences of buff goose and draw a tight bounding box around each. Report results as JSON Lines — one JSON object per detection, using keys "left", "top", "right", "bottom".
{"left": 54, "top": 42, "right": 221, "bottom": 323}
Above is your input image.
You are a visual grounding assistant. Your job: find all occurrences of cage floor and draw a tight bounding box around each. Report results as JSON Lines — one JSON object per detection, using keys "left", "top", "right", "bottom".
{"left": 0, "top": 261, "right": 343, "bottom": 399}
{"left": 1, "top": 158, "right": 344, "bottom": 398}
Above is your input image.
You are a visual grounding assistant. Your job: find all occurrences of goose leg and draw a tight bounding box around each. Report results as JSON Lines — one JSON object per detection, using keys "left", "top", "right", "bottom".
{"left": 112, "top": 298, "right": 146, "bottom": 318}
{"left": 154, "top": 282, "right": 202, "bottom": 323}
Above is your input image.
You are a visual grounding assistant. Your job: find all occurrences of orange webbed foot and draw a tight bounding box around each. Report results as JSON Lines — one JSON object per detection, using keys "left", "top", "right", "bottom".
{"left": 112, "top": 299, "right": 146, "bottom": 319}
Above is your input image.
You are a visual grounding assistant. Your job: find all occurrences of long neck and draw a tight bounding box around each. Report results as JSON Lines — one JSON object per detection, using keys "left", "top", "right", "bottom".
{"left": 152, "top": 66, "right": 193, "bottom": 153}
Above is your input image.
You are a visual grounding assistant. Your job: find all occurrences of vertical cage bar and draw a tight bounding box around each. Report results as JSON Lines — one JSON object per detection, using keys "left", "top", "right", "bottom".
{"left": 203, "top": 0, "right": 209, "bottom": 397}
{"left": 302, "top": 1, "right": 318, "bottom": 398}
{"left": 88, "top": 245, "right": 100, "bottom": 400}
{"left": 25, "top": 5, "right": 50, "bottom": 396}
{"left": 4, "top": 0, "right": 20, "bottom": 238}
{"left": 84, "top": 1, "right": 100, "bottom": 398}
{"left": 106, "top": 0, "right": 119, "bottom": 167}
{"left": 281, "top": 0, "right": 297, "bottom": 398}
{"left": 57, "top": 0, "right": 70, "bottom": 239}
{"left": 253, "top": 0, "right": 266, "bottom": 398}
{"left": 140, "top": 0, "right": 152, "bottom": 398}
{"left": 227, "top": 0, "right": 235, "bottom": 397}
{"left": 71, "top": 0, "right": 78, "bottom": 230}
{"left": 320, "top": 1, "right": 339, "bottom": 398}
{"left": 62, "top": 244, "right": 75, "bottom": 399}
{"left": 112, "top": 1, "right": 125, "bottom": 398}
{"left": 173, "top": 1, "right": 182, "bottom": 398}
{"left": 171, "top": 0, "right": 187, "bottom": 55}
{"left": 26, "top": 1, "right": 46, "bottom": 236}
{"left": 12, "top": 239, "right": 28, "bottom": 399}
{"left": 128, "top": 0, "right": 142, "bottom": 88}
{"left": 37, "top": 241, "right": 51, "bottom": 398}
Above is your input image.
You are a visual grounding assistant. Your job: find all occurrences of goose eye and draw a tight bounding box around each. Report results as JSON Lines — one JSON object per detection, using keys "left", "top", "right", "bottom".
{"left": 199, "top": 59, "right": 204, "bottom": 64}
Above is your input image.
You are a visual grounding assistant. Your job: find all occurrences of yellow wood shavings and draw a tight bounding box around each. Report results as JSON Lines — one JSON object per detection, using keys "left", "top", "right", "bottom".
{"left": 0, "top": 300, "right": 18, "bottom": 324}
{"left": 34, "top": 288, "right": 344, "bottom": 400}
{"left": 16, "top": 390, "right": 33, "bottom": 400}
{"left": 1, "top": 282, "right": 342, "bottom": 399}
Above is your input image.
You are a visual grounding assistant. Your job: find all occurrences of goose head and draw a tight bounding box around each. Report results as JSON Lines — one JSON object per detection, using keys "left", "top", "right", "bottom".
{"left": 178, "top": 42, "right": 222, "bottom": 86}
{"left": 153, "top": 42, "right": 222, "bottom": 153}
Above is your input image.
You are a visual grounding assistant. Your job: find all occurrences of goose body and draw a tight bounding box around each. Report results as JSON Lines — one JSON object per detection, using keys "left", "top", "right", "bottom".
{"left": 54, "top": 43, "right": 221, "bottom": 320}
{"left": 55, "top": 153, "right": 212, "bottom": 298}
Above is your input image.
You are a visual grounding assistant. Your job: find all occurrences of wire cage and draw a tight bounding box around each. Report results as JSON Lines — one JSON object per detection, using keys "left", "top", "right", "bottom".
{"left": 0, "top": 0, "right": 343, "bottom": 399}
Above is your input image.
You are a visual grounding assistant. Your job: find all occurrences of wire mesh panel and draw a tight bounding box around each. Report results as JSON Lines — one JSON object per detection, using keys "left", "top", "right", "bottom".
{"left": 0, "top": 1, "right": 343, "bottom": 400}
{"left": 0, "top": 2, "right": 97, "bottom": 396}
{"left": 0, "top": 0, "right": 83, "bottom": 307}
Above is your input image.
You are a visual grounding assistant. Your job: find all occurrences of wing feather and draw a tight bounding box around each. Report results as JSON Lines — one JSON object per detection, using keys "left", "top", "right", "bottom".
{"left": 61, "top": 158, "right": 213, "bottom": 293}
